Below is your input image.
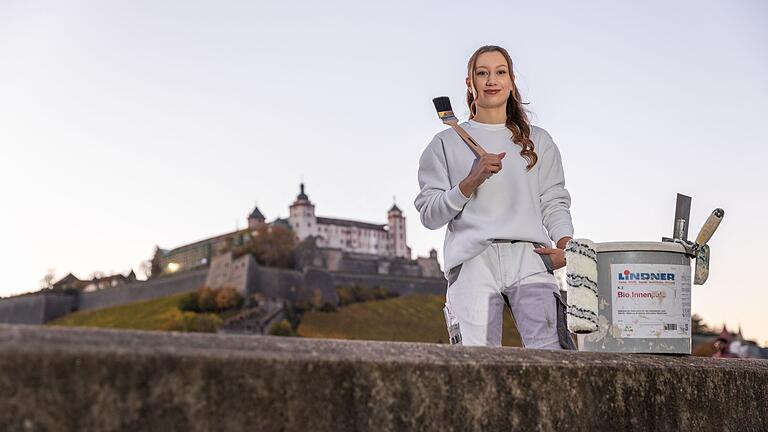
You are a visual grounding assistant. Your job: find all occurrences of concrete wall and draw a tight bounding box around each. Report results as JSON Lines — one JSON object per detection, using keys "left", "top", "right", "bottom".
{"left": 78, "top": 269, "right": 208, "bottom": 311}
{"left": 0, "top": 324, "right": 766, "bottom": 432}
{"left": 0, "top": 293, "right": 77, "bottom": 324}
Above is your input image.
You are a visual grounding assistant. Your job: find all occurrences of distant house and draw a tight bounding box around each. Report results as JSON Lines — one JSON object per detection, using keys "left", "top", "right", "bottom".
{"left": 51, "top": 271, "right": 138, "bottom": 293}
{"left": 51, "top": 273, "right": 89, "bottom": 291}
{"left": 82, "top": 271, "right": 137, "bottom": 292}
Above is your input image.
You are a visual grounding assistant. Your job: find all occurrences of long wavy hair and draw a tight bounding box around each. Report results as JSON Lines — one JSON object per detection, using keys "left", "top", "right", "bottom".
{"left": 466, "top": 45, "right": 537, "bottom": 170}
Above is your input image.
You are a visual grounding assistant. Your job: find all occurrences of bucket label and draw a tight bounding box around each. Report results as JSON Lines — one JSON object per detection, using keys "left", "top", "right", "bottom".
{"left": 611, "top": 264, "right": 691, "bottom": 338}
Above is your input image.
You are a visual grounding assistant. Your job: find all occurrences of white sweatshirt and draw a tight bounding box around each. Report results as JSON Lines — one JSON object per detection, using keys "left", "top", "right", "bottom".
{"left": 414, "top": 120, "right": 574, "bottom": 276}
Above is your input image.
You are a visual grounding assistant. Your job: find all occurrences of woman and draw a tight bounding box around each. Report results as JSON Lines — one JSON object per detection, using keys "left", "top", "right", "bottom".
{"left": 414, "top": 45, "right": 575, "bottom": 349}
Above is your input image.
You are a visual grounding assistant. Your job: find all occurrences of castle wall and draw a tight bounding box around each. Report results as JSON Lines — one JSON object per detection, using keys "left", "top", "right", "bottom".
{"left": 329, "top": 272, "right": 445, "bottom": 296}
{"left": 0, "top": 293, "right": 77, "bottom": 325}
{"left": 416, "top": 257, "right": 442, "bottom": 278}
{"left": 251, "top": 265, "right": 304, "bottom": 302}
{"left": 205, "top": 253, "right": 257, "bottom": 295}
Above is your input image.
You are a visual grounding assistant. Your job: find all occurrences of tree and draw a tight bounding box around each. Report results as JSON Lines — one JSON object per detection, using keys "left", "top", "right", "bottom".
{"left": 691, "top": 314, "right": 712, "bottom": 334}
{"left": 248, "top": 225, "right": 296, "bottom": 268}
{"left": 197, "top": 287, "right": 218, "bottom": 312}
{"left": 151, "top": 247, "right": 163, "bottom": 278}
{"left": 215, "top": 287, "right": 243, "bottom": 310}
{"left": 39, "top": 268, "right": 56, "bottom": 290}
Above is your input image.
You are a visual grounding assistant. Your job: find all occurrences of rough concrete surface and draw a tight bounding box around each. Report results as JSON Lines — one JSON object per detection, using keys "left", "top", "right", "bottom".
{"left": 0, "top": 324, "right": 766, "bottom": 432}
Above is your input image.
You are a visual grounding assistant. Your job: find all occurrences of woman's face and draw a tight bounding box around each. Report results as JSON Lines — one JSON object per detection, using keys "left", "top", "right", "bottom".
{"left": 467, "top": 50, "right": 512, "bottom": 111}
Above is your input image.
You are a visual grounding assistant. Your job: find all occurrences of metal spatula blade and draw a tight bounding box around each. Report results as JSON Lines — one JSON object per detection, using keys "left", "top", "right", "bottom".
{"left": 694, "top": 244, "right": 710, "bottom": 285}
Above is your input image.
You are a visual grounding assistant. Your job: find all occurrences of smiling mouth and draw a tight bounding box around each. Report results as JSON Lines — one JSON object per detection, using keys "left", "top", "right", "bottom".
{"left": 484, "top": 89, "right": 501, "bottom": 95}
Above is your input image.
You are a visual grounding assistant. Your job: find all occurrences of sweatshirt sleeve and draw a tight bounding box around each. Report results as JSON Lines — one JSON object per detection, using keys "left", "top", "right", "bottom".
{"left": 414, "top": 135, "right": 471, "bottom": 230}
{"left": 537, "top": 129, "right": 574, "bottom": 243}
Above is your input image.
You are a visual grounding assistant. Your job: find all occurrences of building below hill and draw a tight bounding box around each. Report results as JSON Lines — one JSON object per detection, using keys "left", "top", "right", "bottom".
{"left": 152, "top": 183, "right": 438, "bottom": 278}
{"left": 51, "top": 271, "right": 138, "bottom": 293}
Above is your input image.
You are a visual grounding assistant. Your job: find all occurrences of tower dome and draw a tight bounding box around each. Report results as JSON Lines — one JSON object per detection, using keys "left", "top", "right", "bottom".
{"left": 296, "top": 183, "right": 310, "bottom": 202}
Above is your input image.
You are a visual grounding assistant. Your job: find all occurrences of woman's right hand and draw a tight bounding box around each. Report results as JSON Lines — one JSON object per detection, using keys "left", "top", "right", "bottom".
{"left": 459, "top": 152, "right": 506, "bottom": 198}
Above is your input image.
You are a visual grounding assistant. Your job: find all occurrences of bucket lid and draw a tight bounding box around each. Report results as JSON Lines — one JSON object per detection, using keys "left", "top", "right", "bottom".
{"left": 596, "top": 241, "right": 687, "bottom": 254}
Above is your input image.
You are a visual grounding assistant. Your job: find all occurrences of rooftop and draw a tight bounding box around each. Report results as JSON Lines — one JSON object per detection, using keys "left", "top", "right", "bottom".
{"left": 316, "top": 217, "right": 387, "bottom": 232}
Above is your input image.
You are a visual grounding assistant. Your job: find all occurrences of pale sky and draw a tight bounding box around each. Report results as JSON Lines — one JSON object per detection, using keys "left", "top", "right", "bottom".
{"left": 1, "top": 1, "right": 766, "bottom": 343}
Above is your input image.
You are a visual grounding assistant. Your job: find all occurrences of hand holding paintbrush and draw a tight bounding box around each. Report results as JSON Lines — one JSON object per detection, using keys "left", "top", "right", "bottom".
{"left": 433, "top": 96, "right": 506, "bottom": 197}
{"left": 458, "top": 152, "right": 506, "bottom": 197}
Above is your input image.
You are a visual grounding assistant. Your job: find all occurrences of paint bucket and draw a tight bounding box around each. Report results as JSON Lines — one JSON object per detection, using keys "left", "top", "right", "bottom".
{"left": 577, "top": 241, "right": 692, "bottom": 354}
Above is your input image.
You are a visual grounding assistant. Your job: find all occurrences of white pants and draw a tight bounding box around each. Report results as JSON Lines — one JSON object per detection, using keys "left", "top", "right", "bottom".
{"left": 444, "top": 242, "right": 572, "bottom": 349}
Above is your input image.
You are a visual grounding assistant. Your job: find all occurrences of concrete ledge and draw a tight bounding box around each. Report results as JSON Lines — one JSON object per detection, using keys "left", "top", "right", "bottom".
{"left": 1, "top": 325, "right": 766, "bottom": 431}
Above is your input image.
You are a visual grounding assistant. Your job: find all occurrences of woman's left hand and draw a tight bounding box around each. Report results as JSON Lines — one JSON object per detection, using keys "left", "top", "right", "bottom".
{"left": 534, "top": 247, "right": 566, "bottom": 270}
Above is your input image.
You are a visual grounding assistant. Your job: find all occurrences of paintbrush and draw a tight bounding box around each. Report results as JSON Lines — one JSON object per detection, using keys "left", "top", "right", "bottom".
{"left": 432, "top": 96, "right": 487, "bottom": 157}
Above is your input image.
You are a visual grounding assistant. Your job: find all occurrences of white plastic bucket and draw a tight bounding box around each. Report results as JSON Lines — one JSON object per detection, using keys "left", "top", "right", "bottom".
{"left": 577, "top": 241, "right": 692, "bottom": 354}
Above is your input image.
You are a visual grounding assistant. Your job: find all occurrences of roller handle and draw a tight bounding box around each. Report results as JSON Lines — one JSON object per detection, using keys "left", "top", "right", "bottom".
{"left": 695, "top": 208, "right": 725, "bottom": 247}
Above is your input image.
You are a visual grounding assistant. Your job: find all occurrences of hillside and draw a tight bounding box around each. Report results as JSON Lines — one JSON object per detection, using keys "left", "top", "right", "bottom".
{"left": 298, "top": 294, "right": 523, "bottom": 346}
{"left": 47, "top": 292, "right": 190, "bottom": 330}
{"left": 48, "top": 291, "right": 523, "bottom": 346}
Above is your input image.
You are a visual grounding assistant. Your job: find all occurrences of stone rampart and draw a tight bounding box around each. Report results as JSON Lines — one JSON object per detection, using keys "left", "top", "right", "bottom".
{"left": 1, "top": 324, "right": 765, "bottom": 431}
{"left": 330, "top": 271, "right": 445, "bottom": 295}
{"left": 0, "top": 293, "right": 77, "bottom": 324}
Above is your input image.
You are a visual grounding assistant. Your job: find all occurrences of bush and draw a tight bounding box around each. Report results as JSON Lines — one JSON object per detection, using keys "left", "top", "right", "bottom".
{"left": 283, "top": 303, "right": 305, "bottom": 331}
{"left": 161, "top": 310, "right": 222, "bottom": 333}
{"left": 372, "top": 286, "right": 398, "bottom": 300}
{"left": 336, "top": 285, "right": 398, "bottom": 306}
{"left": 178, "top": 292, "right": 201, "bottom": 312}
{"left": 215, "top": 287, "right": 243, "bottom": 310}
{"left": 269, "top": 319, "right": 296, "bottom": 336}
{"left": 181, "top": 286, "right": 245, "bottom": 313}
{"left": 318, "top": 303, "right": 337, "bottom": 313}
{"left": 336, "top": 286, "right": 353, "bottom": 306}
{"left": 197, "top": 287, "right": 218, "bottom": 312}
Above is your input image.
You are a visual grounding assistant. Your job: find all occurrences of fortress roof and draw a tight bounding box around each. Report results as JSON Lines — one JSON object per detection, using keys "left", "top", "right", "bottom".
{"left": 316, "top": 217, "right": 387, "bottom": 232}
{"left": 248, "top": 206, "right": 265, "bottom": 220}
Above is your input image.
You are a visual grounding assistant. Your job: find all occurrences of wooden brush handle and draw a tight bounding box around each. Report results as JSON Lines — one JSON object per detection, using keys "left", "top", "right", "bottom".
{"left": 695, "top": 208, "right": 724, "bottom": 246}
{"left": 446, "top": 121, "right": 487, "bottom": 157}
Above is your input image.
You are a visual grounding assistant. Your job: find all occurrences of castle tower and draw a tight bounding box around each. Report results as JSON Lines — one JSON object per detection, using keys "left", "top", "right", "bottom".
{"left": 247, "top": 205, "right": 266, "bottom": 230}
{"left": 289, "top": 183, "right": 317, "bottom": 241}
{"left": 387, "top": 203, "right": 408, "bottom": 259}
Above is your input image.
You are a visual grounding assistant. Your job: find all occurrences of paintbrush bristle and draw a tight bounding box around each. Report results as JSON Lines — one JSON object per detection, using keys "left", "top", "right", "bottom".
{"left": 432, "top": 96, "right": 452, "bottom": 113}
{"left": 432, "top": 96, "right": 457, "bottom": 122}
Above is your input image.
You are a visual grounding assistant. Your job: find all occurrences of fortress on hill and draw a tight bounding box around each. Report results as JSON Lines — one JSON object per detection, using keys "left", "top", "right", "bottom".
{"left": 152, "top": 183, "right": 441, "bottom": 279}
{"left": 0, "top": 183, "right": 445, "bottom": 327}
